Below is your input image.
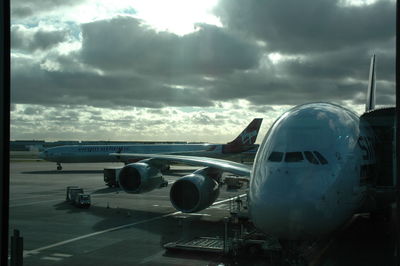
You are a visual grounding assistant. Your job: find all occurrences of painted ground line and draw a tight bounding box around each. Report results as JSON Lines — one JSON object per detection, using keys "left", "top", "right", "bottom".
{"left": 41, "top": 256, "right": 63, "bottom": 261}
{"left": 24, "top": 194, "right": 245, "bottom": 256}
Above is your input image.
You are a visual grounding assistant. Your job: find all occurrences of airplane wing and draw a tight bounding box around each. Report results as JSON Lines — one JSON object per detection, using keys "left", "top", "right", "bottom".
{"left": 111, "top": 153, "right": 252, "bottom": 177}
{"left": 112, "top": 149, "right": 216, "bottom": 164}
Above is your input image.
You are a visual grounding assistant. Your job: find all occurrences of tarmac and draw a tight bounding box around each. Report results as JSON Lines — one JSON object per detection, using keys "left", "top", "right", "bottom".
{"left": 9, "top": 161, "right": 251, "bottom": 266}
{"left": 8, "top": 160, "right": 398, "bottom": 266}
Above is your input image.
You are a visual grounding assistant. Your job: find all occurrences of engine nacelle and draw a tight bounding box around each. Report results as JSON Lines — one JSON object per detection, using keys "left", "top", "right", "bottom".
{"left": 118, "top": 162, "right": 164, "bottom": 194}
{"left": 170, "top": 169, "right": 220, "bottom": 213}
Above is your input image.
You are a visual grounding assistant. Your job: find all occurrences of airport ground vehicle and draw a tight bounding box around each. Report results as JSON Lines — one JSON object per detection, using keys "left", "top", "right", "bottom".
{"left": 224, "top": 175, "right": 245, "bottom": 189}
{"left": 66, "top": 186, "right": 91, "bottom": 208}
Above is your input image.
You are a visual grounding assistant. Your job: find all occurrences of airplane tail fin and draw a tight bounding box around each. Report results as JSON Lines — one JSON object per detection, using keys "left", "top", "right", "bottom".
{"left": 227, "top": 118, "right": 263, "bottom": 145}
{"left": 365, "top": 54, "right": 376, "bottom": 112}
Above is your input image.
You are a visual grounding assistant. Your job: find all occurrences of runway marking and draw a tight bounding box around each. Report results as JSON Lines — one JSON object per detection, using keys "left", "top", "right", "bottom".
{"left": 10, "top": 199, "right": 61, "bottom": 207}
{"left": 210, "top": 203, "right": 230, "bottom": 209}
{"left": 24, "top": 194, "right": 246, "bottom": 257}
{"left": 52, "top": 253, "right": 72, "bottom": 257}
{"left": 23, "top": 250, "right": 39, "bottom": 258}
{"left": 41, "top": 256, "right": 63, "bottom": 261}
{"left": 178, "top": 213, "right": 211, "bottom": 217}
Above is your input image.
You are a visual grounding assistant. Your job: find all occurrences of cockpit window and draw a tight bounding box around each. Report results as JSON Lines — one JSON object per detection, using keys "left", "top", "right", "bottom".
{"left": 313, "top": 151, "right": 328, "bottom": 164}
{"left": 284, "top": 152, "right": 304, "bottom": 162}
{"left": 268, "top": 151, "right": 283, "bottom": 162}
{"left": 268, "top": 151, "right": 327, "bottom": 164}
{"left": 304, "top": 151, "right": 319, "bottom": 165}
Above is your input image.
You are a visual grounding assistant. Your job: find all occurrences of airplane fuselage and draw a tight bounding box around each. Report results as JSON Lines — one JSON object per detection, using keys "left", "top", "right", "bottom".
{"left": 40, "top": 143, "right": 257, "bottom": 163}
{"left": 249, "top": 103, "right": 375, "bottom": 239}
{"left": 39, "top": 118, "right": 263, "bottom": 169}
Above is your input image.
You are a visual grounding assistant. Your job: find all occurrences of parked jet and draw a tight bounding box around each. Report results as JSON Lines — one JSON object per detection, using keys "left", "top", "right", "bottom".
{"left": 114, "top": 55, "right": 396, "bottom": 241}
{"left": 39, "top": 118, "right": 262, "bottom": 170}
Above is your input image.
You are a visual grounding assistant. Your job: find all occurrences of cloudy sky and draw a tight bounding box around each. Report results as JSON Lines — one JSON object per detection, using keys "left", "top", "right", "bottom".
{"left": 10, "top": 0, "right": 396, "bottom": 143}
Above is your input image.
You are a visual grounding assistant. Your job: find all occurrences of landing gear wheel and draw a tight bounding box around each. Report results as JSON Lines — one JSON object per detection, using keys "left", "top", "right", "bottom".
{"left": 57, "top": 163, "right": 62, "bottom": 171}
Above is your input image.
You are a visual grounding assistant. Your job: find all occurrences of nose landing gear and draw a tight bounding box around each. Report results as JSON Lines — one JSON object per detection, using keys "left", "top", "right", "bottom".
{"left": 57, "top": 163, "right": 62, "bottom": 171}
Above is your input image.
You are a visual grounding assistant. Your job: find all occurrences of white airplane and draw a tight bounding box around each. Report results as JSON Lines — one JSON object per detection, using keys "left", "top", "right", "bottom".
{"left": 39, "top": 118, "right": 262, "bottom": 170}
{"left": 113, "top": 55, "right": 396, "bottom": 241}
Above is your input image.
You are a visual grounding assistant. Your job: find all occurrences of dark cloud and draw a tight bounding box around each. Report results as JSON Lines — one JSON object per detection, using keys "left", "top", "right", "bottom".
{"left": 215, "top": 0, "right": 395, "bottom": 54}
{"left": 11, "top": 0, "right": 87, "bottom": 18}
{"left": 11, "top": 16, "right": 262, "bottom": 109}
{"left": 11, "top": 25, "right": 69, "bottom": 51}
{"left": 197, "top": 55, "right": 395, "bottom": 107}
{"left": 209, "top": 0, "right": 395, "bottom": 106}
{"left": 11, "top": 56, "right": 214, "bottom": 108}
{"left": 80, "top": 16, "right": 261, "bottom": 75}
{"left": 268, "top": 39, "right": 396, "bottom": 86}
{"left": 10, "top": 1, "right": 395, "bottom": 111}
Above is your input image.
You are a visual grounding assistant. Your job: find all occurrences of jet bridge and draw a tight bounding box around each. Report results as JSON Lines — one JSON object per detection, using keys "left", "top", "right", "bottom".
{"left": 361, "top": 107, "right": 395, "bottom": 187}
{"left": 360, "top": 107, "right": 396, "bottom": 216}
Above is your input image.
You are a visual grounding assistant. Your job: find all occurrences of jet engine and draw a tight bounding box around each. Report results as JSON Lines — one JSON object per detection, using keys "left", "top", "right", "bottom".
{"left": 118, "top": 162, "right": 165, "bottom": 194}
{"left": 170, "top": 168, "right": 220, "bottom": 213}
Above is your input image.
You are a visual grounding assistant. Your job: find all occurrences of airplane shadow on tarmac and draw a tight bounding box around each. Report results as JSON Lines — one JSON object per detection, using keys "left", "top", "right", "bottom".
{"left": 22, "top": 170, "right": 104, "bottom": 175}
{"left": 90, "top": 187, "right": 122, "bottom": 194}
{"left": 51, "top": 200, "right": 398, "bottom": 265}
{"left": 22, "top": 167, "right": 197, "bottom": 176}
{"left": 90, "top": 204, "right": 261, "bottom": 265}
{"left": 53, "top": 192, "right": 282, "bottom": 266}
{"left": 53, "top": 201, "right": 228, "bottom": 252}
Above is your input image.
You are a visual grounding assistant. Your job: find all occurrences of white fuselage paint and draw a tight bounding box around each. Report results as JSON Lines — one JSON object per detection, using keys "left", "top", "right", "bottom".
{"left": 249, "top": 103, "right": 375, "bottom": 240}
{"left": 39, "top": 143, "right": 247, "bottom": 163}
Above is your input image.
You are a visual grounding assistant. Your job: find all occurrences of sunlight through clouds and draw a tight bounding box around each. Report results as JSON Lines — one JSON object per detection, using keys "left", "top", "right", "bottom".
{"left": 130, "top": 0, "right": 221, "bottom": 34}
{"left": 10, "top": 0, "right": 395, "bottom": 142}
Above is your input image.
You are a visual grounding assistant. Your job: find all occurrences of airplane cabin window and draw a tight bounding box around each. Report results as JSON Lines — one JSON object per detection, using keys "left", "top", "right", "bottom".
{"left": 304, "top": 151, "right": 319, "bottom": 165}
{"left": 313, "top": 151, "right": 328, "bottom": 164}
{"left": 284, "top": 152, "right": 304, "bottom": 162}
{"left": 267, "top": 151, "right": 284, "bottom": 162}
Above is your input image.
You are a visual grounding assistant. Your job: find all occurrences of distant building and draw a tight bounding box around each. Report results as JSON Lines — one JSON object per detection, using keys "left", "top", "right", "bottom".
{"left": 10, "top": 140, "right": 45, "bottom": 151}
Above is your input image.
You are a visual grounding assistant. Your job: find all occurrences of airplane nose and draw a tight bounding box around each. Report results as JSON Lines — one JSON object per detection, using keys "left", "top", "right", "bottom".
{"left": 250, "top": 194, "right": 328, "bottom": 239}
{"left": 249, "top": 168, "right": 334, "bottom": 239}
